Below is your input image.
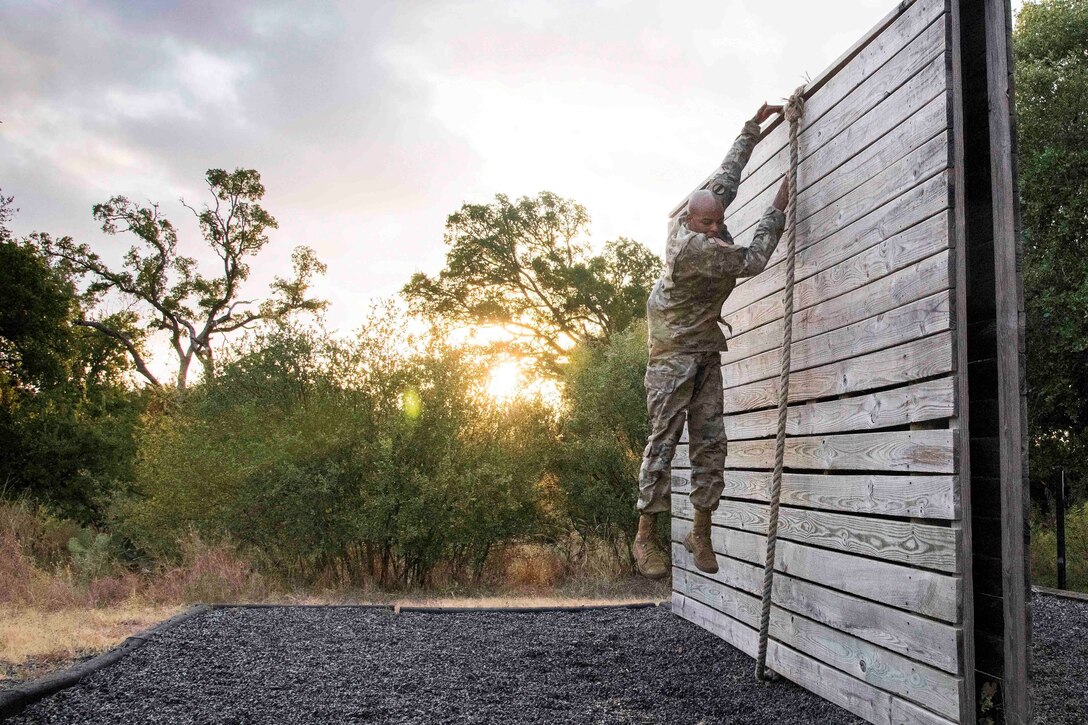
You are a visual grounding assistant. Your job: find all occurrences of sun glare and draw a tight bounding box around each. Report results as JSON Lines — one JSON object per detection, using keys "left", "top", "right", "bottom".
{"left": 487, "top": 360, "right": 521, "bottom": 401}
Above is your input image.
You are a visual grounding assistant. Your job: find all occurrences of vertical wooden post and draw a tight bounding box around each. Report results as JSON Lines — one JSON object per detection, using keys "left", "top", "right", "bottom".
{"left": 983, "top": 0, "right": 1031, "bottom": 722}
{"left": 948, "top": 1, "right": 976, "bottom": 720}
{"left": 1057, "top": 470, "right": 1067, "bottom": 591}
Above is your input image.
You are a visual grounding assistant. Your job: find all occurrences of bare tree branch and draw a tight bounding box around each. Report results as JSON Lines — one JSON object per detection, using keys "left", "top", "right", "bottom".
{"left": 75, "top": 319, "right": 161, "bottom": 387}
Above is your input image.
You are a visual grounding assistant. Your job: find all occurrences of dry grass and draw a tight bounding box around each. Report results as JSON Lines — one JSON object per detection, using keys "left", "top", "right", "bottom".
{"left": 0, "top": 499, "right": 671, "bottom": 684}
{"left": 0, "top": 604, "right": 184, "bottom": 683}
{"left": 0, "top": 604, "right": 183, "bottom": 665}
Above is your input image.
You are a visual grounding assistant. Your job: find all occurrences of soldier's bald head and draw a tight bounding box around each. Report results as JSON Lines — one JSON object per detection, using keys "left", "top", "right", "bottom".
{"left": 687, "top": 190, "right": 722, "bottom": 219}
{"left": 686, "top": 190, "right": 725, "bottom": 238}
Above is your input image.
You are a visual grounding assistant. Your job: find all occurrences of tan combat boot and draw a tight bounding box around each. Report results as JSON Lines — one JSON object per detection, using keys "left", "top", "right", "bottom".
{"left": 684, "top": 510, "right": 718, "bottom": 574}
{"left": 633, "top": 514, "right": 669, "bottom": 579}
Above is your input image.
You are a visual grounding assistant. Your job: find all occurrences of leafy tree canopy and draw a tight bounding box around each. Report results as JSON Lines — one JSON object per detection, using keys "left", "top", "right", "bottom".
{"left": 1015, "top": 0, "right": 1088, "bottom": 498}
{"left": 1, "top": 192, "right": 143, "bottom": 523}
{"left": 35, "top": 168, "right": 327, "bottom": 390}
{"left": 403, "top": 191, "right": 661, "bottom": 375}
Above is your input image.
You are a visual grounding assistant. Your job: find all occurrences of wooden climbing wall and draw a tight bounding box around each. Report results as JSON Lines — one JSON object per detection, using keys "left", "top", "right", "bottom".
{"left": 668, "top": 1, "right": 1030, "bottom": 723}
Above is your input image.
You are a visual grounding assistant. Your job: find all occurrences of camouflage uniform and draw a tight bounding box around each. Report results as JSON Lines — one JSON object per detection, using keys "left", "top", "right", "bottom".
{"left": 637, "top": 120, "right": 786, "bottom": 515}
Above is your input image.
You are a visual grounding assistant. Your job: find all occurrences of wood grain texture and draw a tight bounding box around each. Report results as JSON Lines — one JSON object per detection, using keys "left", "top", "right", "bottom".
{"left": 723, "top": 332, "right": 954, "bottom": 413}
{"left": 673, "top": 567, "right": 962, "bottom": 718}
{"left": 727, "top": 50, "right": 951, "bottom": 255}
{"left": 672, "top": 542, "right": 961, "bottom": 673}
{"left": 674, "top": 495, "right": 960, "bottom": 572}
{"left": 731, "top": 54, "right": 953, "bottom": 262}
{"left": 948, "top": 0, "right": 977, "bottom": 719}
{"left": 676, "top": 468, "right": 958, "bottom": 519}
{"left": 725, "top": 210, "right": 951, "bottom": 337}
{"left": 724, "top": 377, "right": 955, "bottom": 440}
{"left": 720, "top": 429, "right": 956, "bottom": 473}
{"left": 726, "top": 61, "right": 949, "bottom": 242}
{"left": 718, "top": 1, "right": 949, "bottom": 219}
{"left": 672, "top": 594, "right": 958, "bottom": 725}
{"left": 724, "top": 290, "right": 951, "bottom": 390}
{"left": 684, "top": 521, "right": 961, "bottom": 623}
{"left": 727, "top": 249, "right": 952, "bottom": 365}
{"left": 721, "top": 178, "right": 951, "bottom": 342}
{"left": 984, "top": 0, "right": 1031, "bottom": 721}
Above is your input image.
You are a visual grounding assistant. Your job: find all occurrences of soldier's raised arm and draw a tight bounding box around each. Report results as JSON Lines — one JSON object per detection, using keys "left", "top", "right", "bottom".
{"left": 707, "top": 102, "right": 783, "bottom": 211}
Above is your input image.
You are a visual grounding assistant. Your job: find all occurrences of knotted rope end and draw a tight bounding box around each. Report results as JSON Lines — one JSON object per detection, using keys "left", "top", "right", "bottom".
{"left": 783, "top": 85, "right": 806, "bottom": 123}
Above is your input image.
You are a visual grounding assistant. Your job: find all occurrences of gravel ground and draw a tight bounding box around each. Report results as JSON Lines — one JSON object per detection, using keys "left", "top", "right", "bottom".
{"left": 1029, "top": 593, "right": 1088, "bottom": 724}
{"left": 5, "top": 593, "right": 1086, "bottom": 724}
{"left": 6, "top": 605, "right": 863, "bottom": 725}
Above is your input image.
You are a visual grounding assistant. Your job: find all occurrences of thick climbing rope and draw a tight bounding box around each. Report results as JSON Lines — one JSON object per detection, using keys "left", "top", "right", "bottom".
{"left": 755, "top": 85, "right": 806, "bottom": 683}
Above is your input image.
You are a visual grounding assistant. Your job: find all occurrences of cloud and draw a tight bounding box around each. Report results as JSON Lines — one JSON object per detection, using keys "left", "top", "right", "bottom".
{"left": 1, "top": 0, "right": 905, "bottom": 348}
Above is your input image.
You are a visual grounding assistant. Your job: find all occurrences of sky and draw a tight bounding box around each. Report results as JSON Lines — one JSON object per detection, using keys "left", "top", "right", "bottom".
{"left": 0, "top": 0, "right": 1025, "bottom": 373}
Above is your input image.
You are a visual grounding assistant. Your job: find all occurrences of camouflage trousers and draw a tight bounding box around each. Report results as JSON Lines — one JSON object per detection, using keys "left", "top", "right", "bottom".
{"left": 637, "top": 351, "right": 726, "bottom": 514}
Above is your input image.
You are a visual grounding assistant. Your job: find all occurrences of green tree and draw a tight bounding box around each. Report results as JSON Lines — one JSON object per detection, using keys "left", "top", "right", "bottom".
{"left": 0, "top": 193, "right": 143, "bottom": 523}
{"left": 552, "top": 320, "right": 650, "bottom": 567}
{"left": 1015, "top": 0, "right": 1088, "bottom": 500}
{"left": 118, "top": 307, "right": 557, "bottom": 587}
{"left": 403, "top": 192, "right": 660, "bottom": 375}
{"left": 35, "top": 169, "right": 327, "bottom": 390}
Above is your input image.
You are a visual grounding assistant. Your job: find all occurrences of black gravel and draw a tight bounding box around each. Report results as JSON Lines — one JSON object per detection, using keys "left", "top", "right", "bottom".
{"left": 5, "top": 605, "right": 863, "bottom": 725}
{"left": 1030, "top": 592, "right": 1088, "bottom": 724}
{"left": 6, "top": 592, "right": 1087, "bottom": 724}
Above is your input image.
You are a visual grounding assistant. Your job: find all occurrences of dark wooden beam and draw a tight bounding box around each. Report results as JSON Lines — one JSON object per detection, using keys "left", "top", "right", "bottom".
{"left": 948, "top": 0, "right": 977, "bottom": 719}
{"left": 983, "top": 0, "right": 1031, "bottom": 723}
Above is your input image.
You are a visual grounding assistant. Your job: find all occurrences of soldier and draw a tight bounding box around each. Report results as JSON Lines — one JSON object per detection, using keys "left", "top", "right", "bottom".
{"left": 634, "top": 102, "right": 790, "bottom": 579}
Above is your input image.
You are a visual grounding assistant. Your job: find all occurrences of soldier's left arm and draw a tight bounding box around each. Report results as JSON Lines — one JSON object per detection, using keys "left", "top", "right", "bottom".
{"left": 708, "top": 120, "right": 761, "bottom": 211}
{"left": 708, "top": 103, "right": 783, "bottom": 212}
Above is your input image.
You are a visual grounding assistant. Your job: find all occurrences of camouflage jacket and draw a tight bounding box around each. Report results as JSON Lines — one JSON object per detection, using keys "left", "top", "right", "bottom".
{"left": 647, "top": 120, "right": 786, "bottom": 359}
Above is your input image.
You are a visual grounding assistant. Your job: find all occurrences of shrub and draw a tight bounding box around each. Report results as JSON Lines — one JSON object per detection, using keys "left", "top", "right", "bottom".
{"left": 115, "top": 312, "right": 559, "bottom": 588}
{"left": 551, "top": 321, "right": 649, "bottom": 565}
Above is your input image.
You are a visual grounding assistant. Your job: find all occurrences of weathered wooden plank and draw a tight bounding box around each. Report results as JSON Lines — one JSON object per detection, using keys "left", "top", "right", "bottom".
{"left": 742, "top": 249, "right": 952, "bottom": 356}
{"left": 672, "top": 590, "right": 757, "bottom": 657}
{"left": 726, "top": 48, "right": 950, "bottom": 252}
{"left": 724, "top": 377, "right": 956, "bottom": 440}
{"left": 804, "top": 94, "right": 948, "bottom": 218}
{"left": 726, "top": 73, "right": 948, "bottom": 248}
{"left": 678, "top": 520, "right": 961, "bottom": 622}
{"left": 669, "top": 0, "right": 947, "bottom": 217}
{"left": 711, "top": 469, "right": 958, "bottom": 519}
{"left": 796, "top": 130, "right": 948, "bottom": 248}
{"left": 890, "top": 698, "right": 960, "bottom": 725}
{"left": 674, "top": 565, "right": 761, "bottom": 626}
{"left": 723, "top": 332, "right": 954, "bottom": 413}
{"left": 731, "top": 212, "right": 953, "bottom": 343}
{"left": 984, "top": 1, "right": 1031, "bottom": 721}
{"left": 672, "top": 593, "right": 958, "bottom": 725}
{"left": 724, "top": 290, "right": 951, "bottom": 390}
{"left": 721, "top": 429, "right": 956, "bottom": 473}
{"left": 726, "top": 203, "right": 950, "bottom": 336}
{"left": 721, "top": 177, "right": 950, "bottom": 336}
{"left": 673, "top": 567, "right": 962, "bottom": 718}
{"left": 728, "top": 103, "right": 949, "bottom": 260}
{"left": 674, "top": 495, "right": 960, "bottom": 572}
{"left": 719, "top": 1, "right": 949, "bottom": 218}
{"left": 669, "top": 521, "right": 961, "bottom": 622}
{"left": 949, "top": 0, "right": 977, "bottom": 720}
{"left": 672, "top": 543, "right": 961, "bottom": 673}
